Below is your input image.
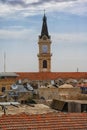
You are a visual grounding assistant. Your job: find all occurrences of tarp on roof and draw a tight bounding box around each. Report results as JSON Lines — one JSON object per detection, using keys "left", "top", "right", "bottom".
{"left": 59, "top": 84, "right": 73, "bottom": 88}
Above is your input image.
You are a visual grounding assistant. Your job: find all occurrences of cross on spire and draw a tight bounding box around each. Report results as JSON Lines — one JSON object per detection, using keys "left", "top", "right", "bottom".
{"left": 44, "top": 9, "right": 45, "bottom": 15}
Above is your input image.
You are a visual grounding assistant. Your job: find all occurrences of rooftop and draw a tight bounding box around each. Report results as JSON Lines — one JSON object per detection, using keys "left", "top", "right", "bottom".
{"left": 0, "top": 104, "right": 55, "bottom": 116}
{"left": 0, "top": 112, "right": 87, "bottom": 130}
{"left": 17, "top": 72, "right": 87, "bottom": 80}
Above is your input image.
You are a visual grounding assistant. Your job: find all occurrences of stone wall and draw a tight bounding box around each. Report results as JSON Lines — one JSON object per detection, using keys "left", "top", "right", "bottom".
{"left": 38, "top": 88, "right": 59, "bottom": 100}
{"left": 38, "top": 87, "right": 81, "bottom": 100}
{"left": 0, "top": 80, "right": 15, "bottom": 91}
{"left": 58, "top": 87, "right": 81, "bottom": 100}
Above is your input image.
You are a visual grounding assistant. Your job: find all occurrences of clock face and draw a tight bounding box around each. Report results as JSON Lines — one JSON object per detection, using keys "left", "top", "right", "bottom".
{"left": 42, "top": 45, "right": 48, "bottom": 53}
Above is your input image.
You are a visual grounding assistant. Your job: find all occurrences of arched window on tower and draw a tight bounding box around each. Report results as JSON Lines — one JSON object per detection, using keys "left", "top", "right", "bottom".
{"left": 43, "top": 60, "right": 47, "bottom": 68}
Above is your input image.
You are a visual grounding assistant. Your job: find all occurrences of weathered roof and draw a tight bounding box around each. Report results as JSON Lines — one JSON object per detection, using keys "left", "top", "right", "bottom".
{"left": 0, "top": 112, "right": 87, "bottom": 129}
{"left": 0, "top": 72, "right": 19, "bottom": 77}
{"left": 0, "top": 104, "right": 53, "bottom": 115}
{"left": 16, "top": 72, "right": 87, "bottom": 80}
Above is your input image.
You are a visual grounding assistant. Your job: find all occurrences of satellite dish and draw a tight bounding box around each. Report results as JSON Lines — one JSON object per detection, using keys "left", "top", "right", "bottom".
{"left": 27, "top": 84, "right": 33, "bottom": 91}
{"left": 11, "top": 84, "right": 18, "bottom": 90}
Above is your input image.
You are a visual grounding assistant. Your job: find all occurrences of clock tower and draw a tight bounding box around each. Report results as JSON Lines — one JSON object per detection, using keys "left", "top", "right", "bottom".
{"left": 37, "top": 13, "right": 52, "bottom": 72}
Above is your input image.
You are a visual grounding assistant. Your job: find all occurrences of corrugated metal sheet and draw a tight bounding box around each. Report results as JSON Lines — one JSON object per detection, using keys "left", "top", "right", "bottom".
{"left": 0, "top": 72, "right": 19, "bottom": 77}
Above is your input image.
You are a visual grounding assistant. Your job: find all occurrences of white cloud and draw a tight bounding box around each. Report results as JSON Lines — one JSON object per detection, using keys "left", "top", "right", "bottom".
{"left": 0, "top": 0, "right": 87, "bottom": 18}
{"left": 25, "top": 0, "right": 39, "bottom": 4}
{"left": 63, "top": 0, "right": 87, "bottom": 15}
{"left": 0, "top": 29, "right": 37, "bottom": 40}
{"left": 0, "top": 4, "right": 11, "bottom": 16}
{"left": 0, "top": 28, "right": 87, "bottom": 44}
{"left": 52, "top": 33, "right": 87, "bottom": 44}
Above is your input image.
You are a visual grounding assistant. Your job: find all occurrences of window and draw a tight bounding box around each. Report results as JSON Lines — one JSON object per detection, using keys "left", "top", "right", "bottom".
{"left": 2, "top": 87, "right": 6, "bottom": 92}
{"left": 81, "top": 87, "right": 87, "bottom": 94}
{"left": 43, "top": 60, "right": 47, "bottom": 68}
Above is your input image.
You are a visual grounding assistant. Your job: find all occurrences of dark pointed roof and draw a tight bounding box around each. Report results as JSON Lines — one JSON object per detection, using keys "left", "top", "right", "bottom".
{"left": 40, "top": 13, "right": 50, "bottom": 39}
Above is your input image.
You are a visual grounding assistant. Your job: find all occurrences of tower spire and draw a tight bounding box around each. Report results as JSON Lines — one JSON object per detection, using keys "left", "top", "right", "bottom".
{"left": 40, "top": 11, "right": 50, "bottom": 38}
{"left": 38, "top": 13, "right": 52, "bottom": 72}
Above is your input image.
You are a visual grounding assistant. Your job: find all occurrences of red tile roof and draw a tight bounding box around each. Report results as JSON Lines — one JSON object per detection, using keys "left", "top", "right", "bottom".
{"left": 0, "top": 112, "right": 87, "bottom": 130}
{"left": 16, "top": 72, "right": 87, "bottom": 80}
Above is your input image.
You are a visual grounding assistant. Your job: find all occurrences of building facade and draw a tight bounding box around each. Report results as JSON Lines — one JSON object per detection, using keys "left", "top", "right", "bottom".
{"left": 37, "top": 13, "right": 52, "bottom": 72}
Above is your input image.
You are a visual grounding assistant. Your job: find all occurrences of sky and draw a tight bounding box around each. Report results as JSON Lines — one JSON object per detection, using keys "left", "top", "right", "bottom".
{"left": 0, "top": 0, "right": 87, "bottom": 72}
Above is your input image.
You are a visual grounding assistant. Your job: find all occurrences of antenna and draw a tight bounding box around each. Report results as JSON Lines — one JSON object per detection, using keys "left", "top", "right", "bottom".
{"left": 77, "top": 67, "right": 79, "bottom": 72}
{"left": 44, "top": 9, "right": 45, "bottom": 14}
{"left": 4, "top": 52, "right": 6, "bottom": 72}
